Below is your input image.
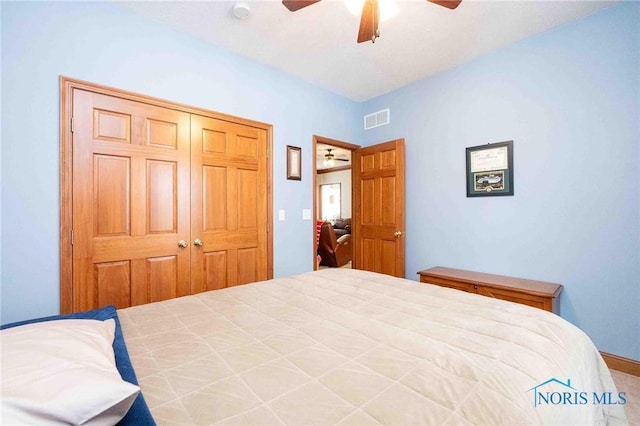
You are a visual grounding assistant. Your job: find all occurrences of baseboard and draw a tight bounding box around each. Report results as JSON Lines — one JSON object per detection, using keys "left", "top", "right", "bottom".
{"left": 601, "top": 352, "right": 640, "bottom": 376}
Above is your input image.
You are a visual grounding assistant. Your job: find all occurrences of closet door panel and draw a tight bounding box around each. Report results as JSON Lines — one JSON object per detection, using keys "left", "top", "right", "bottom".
{"left": 146, "top": 118, "right": 178, "bottom": 149}
{"left": 147, "top": 160, "right": 178, "bottom": 233}
{"left": 147, "top": 256, "right": 178, "bottom": 302}
{"left": 93, "top": 155, "right": 130, "bottom": 236}
{"left": 236, "top": 248, "right": 257, "bottom": 286}
{"left": 191, "top": 115, "right": 268, "bottom": 294}
{"left": 203, "top": 165, "right": 228, "bottom": 231}
{"left": 204, "top": 251, "right": 228, "bottom": 291}
{"left": 72, "top": 89, "right": 191, "bottom": 311}
{"left": 93, "top": 109, "right": 131, "bottom": 143}
{"left": 94, "top": 261, "right": 131, "bottom": 309}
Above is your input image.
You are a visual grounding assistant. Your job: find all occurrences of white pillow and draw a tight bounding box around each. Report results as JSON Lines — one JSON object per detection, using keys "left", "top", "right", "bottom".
{"left": 1, "top": 318, "right": 140, "bottom": 425}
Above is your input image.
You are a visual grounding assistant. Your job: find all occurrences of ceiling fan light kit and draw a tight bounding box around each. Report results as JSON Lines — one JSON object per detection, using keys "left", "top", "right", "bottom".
{"left": 322, "top": 149, "right": 350, "bottom": 167}
{"left": 282, "top": 0, "right": 462, "bottom": 44}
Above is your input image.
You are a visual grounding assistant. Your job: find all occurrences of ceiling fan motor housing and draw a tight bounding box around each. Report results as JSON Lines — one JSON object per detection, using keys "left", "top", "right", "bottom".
{"left": 282, "top": 0, "right": 462, "bottom": 44}
{"left": 324, "top": 149, "right": 349, "bottom": 162}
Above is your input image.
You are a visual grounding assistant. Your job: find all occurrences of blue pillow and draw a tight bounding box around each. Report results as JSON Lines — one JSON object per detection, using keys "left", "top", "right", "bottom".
{"left": 1, "top": 306, "right": 155, "bottom": 426}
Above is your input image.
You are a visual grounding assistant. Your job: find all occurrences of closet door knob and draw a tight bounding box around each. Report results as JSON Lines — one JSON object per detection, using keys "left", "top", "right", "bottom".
{"left": 178, "top": 240, "right": 188, "bottom": 248}
{"left": 194, "top": 238, "right": 203, "bottom": 247}
{"left": 394, "top": 231, "right": 403, "bottom": 237}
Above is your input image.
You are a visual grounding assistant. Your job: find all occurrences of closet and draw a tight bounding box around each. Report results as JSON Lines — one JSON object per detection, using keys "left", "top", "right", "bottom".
{"left": 60, "top": 78, "right": 272, "bottom": 313}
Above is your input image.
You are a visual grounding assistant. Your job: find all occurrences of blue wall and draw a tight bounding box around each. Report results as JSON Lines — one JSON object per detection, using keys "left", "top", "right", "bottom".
{"left": 0, "top": 1, "right": 360, "bottom": 324}
{"left": 1, "top": 1, "right": 638, "bottom": 361}
{"left": 362, "top": 3, "right": 639, "bottom": 360}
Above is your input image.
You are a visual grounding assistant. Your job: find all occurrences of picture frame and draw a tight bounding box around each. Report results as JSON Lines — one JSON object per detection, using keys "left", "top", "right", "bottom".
{"left": 286, "top": 145, "right": 302, "bottom": 180}
{"left": 466, "top": 140, "right": 514, "bottom": 197}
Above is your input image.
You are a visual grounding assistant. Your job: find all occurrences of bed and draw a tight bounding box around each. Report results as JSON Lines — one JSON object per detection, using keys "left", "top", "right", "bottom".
{"left": 2, "top": 269, "right": 628, "bottom": 425}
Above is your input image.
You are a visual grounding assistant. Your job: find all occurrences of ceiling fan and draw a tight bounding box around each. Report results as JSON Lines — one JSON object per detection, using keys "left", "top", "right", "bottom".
{"left": 282, "top": 0, "right": 462, "bottom": 44}
{"left": 323, "top": 148, "right": 349, "bottom": 166}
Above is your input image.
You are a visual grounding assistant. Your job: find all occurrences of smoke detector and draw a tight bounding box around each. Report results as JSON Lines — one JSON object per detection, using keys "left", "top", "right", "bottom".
{"left": 232, "top": 3, "right": 251, "bottom": 20}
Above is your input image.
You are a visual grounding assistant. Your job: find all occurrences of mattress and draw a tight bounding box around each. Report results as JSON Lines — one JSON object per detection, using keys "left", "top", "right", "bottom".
{"left": 119, "top": 268, "right": 627, "bottom": 425}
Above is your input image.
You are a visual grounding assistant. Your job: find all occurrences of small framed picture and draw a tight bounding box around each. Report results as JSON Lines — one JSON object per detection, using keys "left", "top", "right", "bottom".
{"left": 466, "top": 140, "right": 514, "bottom": 197}
{"left": 287, "top": 145, "right": 302, "bottom": 180}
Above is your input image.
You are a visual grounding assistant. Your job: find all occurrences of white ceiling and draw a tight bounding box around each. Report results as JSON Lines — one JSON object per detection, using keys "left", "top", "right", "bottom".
{"left": 119, "top": 0, "right": 616, "bottom": 102}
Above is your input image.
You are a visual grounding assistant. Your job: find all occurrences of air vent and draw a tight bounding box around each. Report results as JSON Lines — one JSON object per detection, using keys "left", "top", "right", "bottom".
{"left": 363, "top": 108, "right": 390, "bottom": 130}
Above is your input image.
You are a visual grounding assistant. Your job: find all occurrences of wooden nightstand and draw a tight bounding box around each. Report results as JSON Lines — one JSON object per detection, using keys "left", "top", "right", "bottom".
{"left": 417, "top": 266, "right": 563, "bottom": 314}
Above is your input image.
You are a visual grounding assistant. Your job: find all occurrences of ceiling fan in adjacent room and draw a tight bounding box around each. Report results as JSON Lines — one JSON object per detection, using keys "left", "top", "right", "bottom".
{"left": 282, "top": 0, "right": 462, "bottom": 44}
{"left": 323, "top": 148, "right": 349, "bottom": 167}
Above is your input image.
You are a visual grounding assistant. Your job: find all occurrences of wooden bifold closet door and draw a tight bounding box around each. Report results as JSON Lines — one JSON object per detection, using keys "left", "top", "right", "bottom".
{"left": 189, "top": 115, "right": 269, "bottom": 294}
{"left": 61, "top": 79, "right": 272, "bottom": 313}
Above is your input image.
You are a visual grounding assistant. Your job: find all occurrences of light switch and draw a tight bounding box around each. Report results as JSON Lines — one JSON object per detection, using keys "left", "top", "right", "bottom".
{"left": 302, "top": 209, "right": 312, "bottom": 220}
{"left": 278, "top": 210, "right": 286, "bottom": 221}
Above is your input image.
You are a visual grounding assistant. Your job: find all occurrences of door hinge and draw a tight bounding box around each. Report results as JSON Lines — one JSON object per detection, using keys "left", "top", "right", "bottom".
{"left": 71, "top": 229, "right": 74, "bottom": 245}
{"left": 70, "top": 118, "right": 75, "bottom": 133}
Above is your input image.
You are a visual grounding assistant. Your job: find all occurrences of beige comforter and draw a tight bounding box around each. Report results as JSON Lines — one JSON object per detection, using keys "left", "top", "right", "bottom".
{"left": 119, "top": 269, "right": 627, "bottom": 425}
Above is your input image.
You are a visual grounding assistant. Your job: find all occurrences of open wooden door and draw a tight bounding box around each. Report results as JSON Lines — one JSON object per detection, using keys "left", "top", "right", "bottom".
{"left": 352, "top": 139, "right": 405, "bottom": 277}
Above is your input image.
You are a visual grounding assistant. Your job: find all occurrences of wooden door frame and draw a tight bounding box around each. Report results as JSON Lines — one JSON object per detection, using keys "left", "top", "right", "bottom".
{"left": 59, "top": 76, "right": 274, "bottom": 313}
{"left": 311, "top": 135, "right": 360, "bottom": 270}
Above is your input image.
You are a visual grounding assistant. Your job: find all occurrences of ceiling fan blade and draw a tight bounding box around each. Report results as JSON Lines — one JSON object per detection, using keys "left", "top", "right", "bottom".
{"left": 427, "top": 0, "right": 462, "bottom": 10}
{"left": 357, "top": 0, "right": 380, "bottom": 43}
{"left": 282, "top": 0, "right": 321, "bottom": 12}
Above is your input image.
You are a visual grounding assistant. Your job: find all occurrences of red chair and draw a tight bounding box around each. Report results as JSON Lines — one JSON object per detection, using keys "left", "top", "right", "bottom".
{"left": 317, "top": 222, "right": 352, "bottom": 267}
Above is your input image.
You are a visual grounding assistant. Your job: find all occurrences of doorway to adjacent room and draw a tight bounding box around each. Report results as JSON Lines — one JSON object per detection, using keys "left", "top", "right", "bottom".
{"left": 312, "top": 136, "right": 359, "bottom": 270}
